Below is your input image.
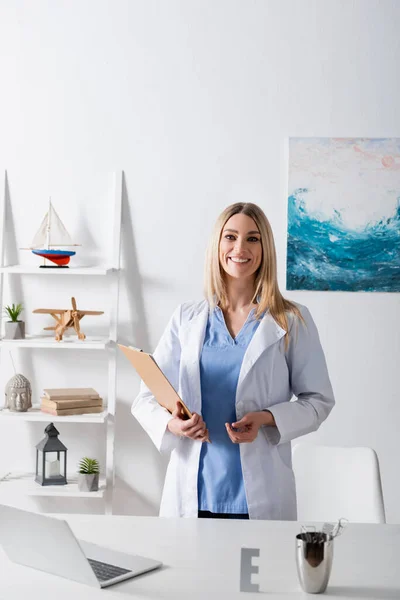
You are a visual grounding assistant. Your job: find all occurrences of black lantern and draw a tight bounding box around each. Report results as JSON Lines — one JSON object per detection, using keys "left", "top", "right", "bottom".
{"left": 35, "top": 423, "right": 67, "bottom": 486}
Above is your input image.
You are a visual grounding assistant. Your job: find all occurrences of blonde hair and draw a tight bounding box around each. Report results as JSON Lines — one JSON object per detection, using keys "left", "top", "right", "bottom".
{"left": 204, "top": 202, "right": 304, "bottom": 347}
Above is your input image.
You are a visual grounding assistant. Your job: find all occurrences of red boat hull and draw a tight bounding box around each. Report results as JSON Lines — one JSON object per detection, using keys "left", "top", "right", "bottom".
{"left": 33, "top": 252, "right": 71, "bottom": 266}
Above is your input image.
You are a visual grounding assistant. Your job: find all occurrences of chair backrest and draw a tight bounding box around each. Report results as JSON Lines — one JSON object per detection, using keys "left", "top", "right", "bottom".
{"left": 292, "top": 444, "right": 386, "bottom": 524}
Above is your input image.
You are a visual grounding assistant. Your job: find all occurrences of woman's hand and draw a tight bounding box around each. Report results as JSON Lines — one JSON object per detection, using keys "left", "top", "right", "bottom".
{"left": 167, "top": 401, "right": 209, "bottom": 441}
{"left": 225, "top": 410, "right": 275, "bottom": 444}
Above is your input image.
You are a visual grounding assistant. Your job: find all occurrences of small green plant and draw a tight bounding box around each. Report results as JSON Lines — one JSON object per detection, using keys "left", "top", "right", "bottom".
{"left": 3, "top": 303, "right": 23, "bottom": 322}
{"left": 78, "top": 457, "right": 100, "bottom": 475}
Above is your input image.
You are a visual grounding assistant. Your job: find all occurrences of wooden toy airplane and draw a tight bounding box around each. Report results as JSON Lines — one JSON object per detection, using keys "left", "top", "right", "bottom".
{"left": 33, "top": 297, "right": 104, "bottom": 341}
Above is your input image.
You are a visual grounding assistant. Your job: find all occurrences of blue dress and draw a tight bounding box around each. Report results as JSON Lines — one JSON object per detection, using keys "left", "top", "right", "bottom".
{"left": 197, "top": 306, "right": 262, "bottom": 513}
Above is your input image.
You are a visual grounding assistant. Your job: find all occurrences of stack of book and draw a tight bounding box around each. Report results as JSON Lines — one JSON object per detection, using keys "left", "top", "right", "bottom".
{"left": 40, "top": 388, "right": 103, "bottom": 416}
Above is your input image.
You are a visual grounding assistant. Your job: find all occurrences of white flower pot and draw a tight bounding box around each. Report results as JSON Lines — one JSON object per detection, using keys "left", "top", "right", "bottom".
{"left": 78, "top": 473, "right": 99, "bottom": 492}
{"left": 4, "top": 321, "right": 25, "bottom": 339}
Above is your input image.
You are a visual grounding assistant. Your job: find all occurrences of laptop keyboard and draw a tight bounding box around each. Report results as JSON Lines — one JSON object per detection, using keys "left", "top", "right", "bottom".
{"left": 88, "top": 558, "right": 132, "bottom": 582}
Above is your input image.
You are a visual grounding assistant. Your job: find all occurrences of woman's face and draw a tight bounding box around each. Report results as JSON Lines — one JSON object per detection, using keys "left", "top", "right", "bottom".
{"left": 219, "top": 213, "right": 263, "bottom": 282}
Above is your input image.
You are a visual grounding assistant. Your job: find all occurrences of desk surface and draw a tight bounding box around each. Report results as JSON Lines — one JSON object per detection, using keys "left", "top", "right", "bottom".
{"left": 1, "top": 515, "right": 399, "bottom": 599}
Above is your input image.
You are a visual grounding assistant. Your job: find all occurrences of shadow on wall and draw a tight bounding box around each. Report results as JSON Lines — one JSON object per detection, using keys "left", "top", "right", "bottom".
{"left": 33, "top": 497, "right": 106, "bottom": 515}
{"left": 114, "top": 382, "right": 169, "bottom": 516}
{"left": 73, "top": 214, "right": 99, "bottom": 266}
{"left": 118, "top": 172, "right": 151, "bottom": 349}
{"left": 114, "top": 174, "right": 169, "bottom": 515}
{"left": 112, "top": 472, "right": 162, "bottom": 517}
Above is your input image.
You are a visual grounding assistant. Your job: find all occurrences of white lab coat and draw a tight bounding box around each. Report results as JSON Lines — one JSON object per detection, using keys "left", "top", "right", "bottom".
{"left": 131, "top": 300, "right": 334, "bottom": 520}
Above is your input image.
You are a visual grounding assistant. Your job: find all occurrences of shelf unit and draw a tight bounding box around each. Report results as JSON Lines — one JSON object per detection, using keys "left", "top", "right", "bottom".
{"left": 0, "top": 170, "right": 122, "bottom": 514}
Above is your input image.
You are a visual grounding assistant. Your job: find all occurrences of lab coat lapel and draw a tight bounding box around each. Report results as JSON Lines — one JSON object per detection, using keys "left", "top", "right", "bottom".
{"left": 237, "top": 312, "right": 286, "bottom": 393}
{"left": 180, "top": 303, "right": 209, "bottom": 413}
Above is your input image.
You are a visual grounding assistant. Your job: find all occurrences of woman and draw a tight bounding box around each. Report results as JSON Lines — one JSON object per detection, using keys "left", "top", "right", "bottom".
{"left": 132, "top": 202, "right": 335, "bottom": 520}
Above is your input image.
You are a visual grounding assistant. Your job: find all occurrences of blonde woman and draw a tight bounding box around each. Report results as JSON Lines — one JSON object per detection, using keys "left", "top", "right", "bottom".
{"left": 132, "top": 203, "right": 334, "bottom": 520}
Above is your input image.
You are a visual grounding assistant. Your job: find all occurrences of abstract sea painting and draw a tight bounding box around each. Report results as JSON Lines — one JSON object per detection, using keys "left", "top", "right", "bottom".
{"left": 287, "top": 138, "right": 400, "bottom": 292}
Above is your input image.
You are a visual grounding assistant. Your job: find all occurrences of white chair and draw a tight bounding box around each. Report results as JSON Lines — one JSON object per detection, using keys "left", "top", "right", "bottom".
{"left": 292, "top": 443, "right": 386, "bottom": 524}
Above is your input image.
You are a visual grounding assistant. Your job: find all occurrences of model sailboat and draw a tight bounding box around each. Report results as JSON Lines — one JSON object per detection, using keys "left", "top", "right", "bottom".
{"left": 29, "top": 199, "right": 79, "bottom": 267}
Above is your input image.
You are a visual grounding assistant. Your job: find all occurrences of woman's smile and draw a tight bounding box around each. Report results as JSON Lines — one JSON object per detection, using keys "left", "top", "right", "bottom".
{"left": 229, "top": 257, "right": 251, "bottom": 264}
{"left": 227, "top": 256, "right": 252, "bottom": 269}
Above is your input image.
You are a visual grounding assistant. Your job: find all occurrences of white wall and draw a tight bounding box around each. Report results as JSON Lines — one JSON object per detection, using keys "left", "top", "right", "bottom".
{"left": 0, "top": 0, "right": 399, "bottom": 521}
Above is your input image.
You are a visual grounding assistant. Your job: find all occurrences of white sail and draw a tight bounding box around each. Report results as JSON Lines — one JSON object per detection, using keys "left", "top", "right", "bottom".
{"left": 30, "top": 202, "right": 75, "bottom": 249}
{"left": 30, "top": 212, "right": 49, "bottom": 248}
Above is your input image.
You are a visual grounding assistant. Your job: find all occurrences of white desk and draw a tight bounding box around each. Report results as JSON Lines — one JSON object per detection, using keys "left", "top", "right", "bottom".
{"left": 1, "top": 515, "right": 399, "bottom": 599}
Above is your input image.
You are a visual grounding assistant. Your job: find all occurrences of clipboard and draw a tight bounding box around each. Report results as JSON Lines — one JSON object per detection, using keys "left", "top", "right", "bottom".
{"left": 118, "top": 344, "right": 210, "bottom": 442}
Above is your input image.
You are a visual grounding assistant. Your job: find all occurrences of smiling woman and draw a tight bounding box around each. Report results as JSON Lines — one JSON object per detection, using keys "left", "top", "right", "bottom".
{"left": 131, "top": 202, "right": 335, "bottom": 520}
{"left": 204, "top": 203, "right": 304, "bottom": 343}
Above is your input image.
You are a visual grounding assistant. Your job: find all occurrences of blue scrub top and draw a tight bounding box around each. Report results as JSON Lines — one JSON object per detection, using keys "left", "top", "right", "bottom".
{"left": 197, "top": 306, "right": 262, "bottom": 514}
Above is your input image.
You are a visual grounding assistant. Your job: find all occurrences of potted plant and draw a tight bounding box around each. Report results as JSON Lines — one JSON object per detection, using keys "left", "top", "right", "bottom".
{"left": 3, "top": 303, "right": 25, "bottom": 339}
{"left": 77, "top": 457, "right": 99, "bottom": 492}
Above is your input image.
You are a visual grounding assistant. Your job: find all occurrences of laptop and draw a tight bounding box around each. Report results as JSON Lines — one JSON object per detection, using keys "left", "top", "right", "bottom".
{"left": 0, "top": 504, "right": 162, "bottom": 588}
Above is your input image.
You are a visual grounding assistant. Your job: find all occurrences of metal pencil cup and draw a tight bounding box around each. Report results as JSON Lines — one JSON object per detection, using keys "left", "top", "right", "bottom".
{"left": 295, "top": 532, "right": 334, "bottom": 594}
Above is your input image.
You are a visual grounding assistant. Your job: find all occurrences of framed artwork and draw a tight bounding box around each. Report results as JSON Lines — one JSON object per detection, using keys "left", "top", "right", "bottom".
{"left": 286, "top": 137, "right": 400, "bottom": 292}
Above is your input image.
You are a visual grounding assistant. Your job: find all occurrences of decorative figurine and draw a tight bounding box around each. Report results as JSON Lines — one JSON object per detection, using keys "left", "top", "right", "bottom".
{"left": 5, "top": 373, "right": 32, "bottom": 412}
{"left": 25, "top": 198, "right": 80, "bottom": 268}
{"left": 33, "top": 296, "right": 104, "bottom": 341}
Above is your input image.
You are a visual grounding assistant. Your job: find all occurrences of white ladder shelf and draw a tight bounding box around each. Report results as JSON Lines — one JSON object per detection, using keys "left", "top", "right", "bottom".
{"left": 0, "top": 170, "right": 122, "bottom": 515}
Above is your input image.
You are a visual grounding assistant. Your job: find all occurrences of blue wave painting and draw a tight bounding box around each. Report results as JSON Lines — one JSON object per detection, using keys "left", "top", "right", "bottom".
{"left": 287, "top": 189, "right": 400, "bottom": 292}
